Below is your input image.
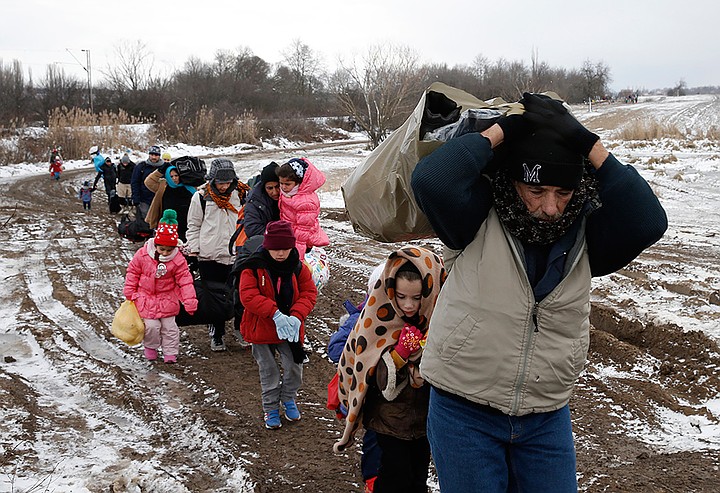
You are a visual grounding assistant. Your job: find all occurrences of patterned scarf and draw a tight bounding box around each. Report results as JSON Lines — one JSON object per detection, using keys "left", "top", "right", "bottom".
{"left": 492, "top": 166, "right": 600, "bottom": 245}
{"left": 205, "top": 181, "right": 250, "bottom": 213}
{"left": 334, "top": 246, "right": 447, "bottom": 453}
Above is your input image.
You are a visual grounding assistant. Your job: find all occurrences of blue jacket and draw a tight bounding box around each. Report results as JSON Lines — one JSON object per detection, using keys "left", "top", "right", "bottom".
{"left": 328, "top": 299, "right": 364, "bottom": 364}
{"left": 131, "top": 160, "right": 161, "bottom": 205}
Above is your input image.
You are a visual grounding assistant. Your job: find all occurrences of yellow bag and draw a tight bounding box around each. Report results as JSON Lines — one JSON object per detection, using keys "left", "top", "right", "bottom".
{"left": 111, "top": 300, "right": 145, "bottom": 346}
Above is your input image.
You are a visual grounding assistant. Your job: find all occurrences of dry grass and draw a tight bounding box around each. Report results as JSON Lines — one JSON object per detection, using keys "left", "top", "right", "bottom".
{"left": 158, "top": 108, "right": 260, "bottom": 147}
{"left": 613, "top": 118, "right": 686, "bottom": 141}
{"left": 0, "top": 108, "right": 148, "bottom": 163}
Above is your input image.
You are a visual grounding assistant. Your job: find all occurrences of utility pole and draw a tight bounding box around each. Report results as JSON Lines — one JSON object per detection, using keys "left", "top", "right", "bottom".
{"left": 82, "top": 49, "right": 93, "bottom": 114}
{"left": 66, "top": 48, "right": 93, "bottom": 113}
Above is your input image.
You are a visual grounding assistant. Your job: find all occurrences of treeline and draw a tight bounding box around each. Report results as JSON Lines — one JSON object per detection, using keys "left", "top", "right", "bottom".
{"left": 0, "top": 41, "right": 687, "bottom": 152}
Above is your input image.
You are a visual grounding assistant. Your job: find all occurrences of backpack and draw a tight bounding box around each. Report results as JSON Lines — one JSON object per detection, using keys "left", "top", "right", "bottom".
{"left": 227, "top": 204, "right": 248, "bottom": 255}
{"left": 172, "top": 156, "right": 207, "bottom": 186}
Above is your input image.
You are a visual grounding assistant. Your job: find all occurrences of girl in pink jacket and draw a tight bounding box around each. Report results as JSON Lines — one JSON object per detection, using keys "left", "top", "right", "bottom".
{"left": 277, "top": 158, "right": 330, "bottom": 259}
{"left": 123, "top": 209, "right": 198, "bottom": 363}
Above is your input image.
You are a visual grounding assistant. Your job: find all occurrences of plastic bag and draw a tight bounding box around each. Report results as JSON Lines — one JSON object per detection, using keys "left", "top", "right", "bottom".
{"left": 304, "top": 247, "right": 330, "bottom": 291}
{"left": 111, "top": 300, "right": 145, "bottom": 346}
{"left": 341, "top": 82, "right": 519, "bottom": 242}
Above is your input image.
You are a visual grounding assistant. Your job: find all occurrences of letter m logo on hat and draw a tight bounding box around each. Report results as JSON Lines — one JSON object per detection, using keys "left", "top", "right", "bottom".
{"left": 522, "top": 163, "right": 542, "bottom": 184}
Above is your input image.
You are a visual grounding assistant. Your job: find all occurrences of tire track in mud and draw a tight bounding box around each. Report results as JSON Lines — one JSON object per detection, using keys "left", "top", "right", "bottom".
{"left": 1, "top": 173, "right": 256, "bottom": 492}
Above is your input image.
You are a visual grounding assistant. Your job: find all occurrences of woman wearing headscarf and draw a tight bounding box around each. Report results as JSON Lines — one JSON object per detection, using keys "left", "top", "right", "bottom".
{"left": 145, "top": 164, "right": 196, "bottom": 242}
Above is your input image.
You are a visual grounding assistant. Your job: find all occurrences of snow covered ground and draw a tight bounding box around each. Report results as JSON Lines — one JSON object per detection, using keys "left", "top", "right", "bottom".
{"left": 1, "top": 94, "right": 719, "bottom": 492}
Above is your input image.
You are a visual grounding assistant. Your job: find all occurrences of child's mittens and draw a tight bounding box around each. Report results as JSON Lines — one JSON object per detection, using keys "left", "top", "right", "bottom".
{"left": 393, "top": 324, "right": 423, "bottom": 360}
{"left": 287, "top": 316, "right": 301, "bottom": 343}
{"left": 273, "top": 310, "right": 293, "bottom": 340}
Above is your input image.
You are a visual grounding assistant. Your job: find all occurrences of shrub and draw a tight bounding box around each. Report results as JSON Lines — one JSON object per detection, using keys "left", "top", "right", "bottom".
{"left": 258, "top": 115, "right": 345, "bottom": 143}
{"left": 157, "top": 107, "right": 260, "bottom": 147}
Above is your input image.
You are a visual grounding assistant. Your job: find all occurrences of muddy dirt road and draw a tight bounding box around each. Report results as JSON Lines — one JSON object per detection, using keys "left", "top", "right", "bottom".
{"left": 1, "top": 145, "right": 719, "bottom": 492}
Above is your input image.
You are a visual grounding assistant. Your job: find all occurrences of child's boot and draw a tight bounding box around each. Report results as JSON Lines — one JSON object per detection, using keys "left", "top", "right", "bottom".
{"left": 283, "top": 400, "right": 301, "bottom": 421}
{"left": 164, "top": 354, "right": 177, "bottom": 364}
{"left": 144, "top": 347, "right": 158, "bottom": 361}
{"left": 264, "top": 409, "right": 282, "bottom": 430}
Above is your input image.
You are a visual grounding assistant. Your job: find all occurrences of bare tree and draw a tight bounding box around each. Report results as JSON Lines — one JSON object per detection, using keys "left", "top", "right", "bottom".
{"left": 578, "top": 59, "right": 612, "bottom": 103}
{"left": 104, "top": 40, "right": 162, "bottom": 92}
{"left": 281, "top": 39, "right": 324, "bottom": 96}
{"left": 332, "top": 44, "right": 425, "bottom": 148}
{"left": 0, "top": 59, "right": 31, "bottom": 123}
{"left": 38, "top": 65, "right": 84, "bottom": 116}
{"left": 668, "top": 79, "right": 687, "bottom": 97}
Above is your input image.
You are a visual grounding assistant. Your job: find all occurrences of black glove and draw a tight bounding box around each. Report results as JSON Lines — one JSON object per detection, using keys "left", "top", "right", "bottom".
{"left": 495, "top": 113, "right": 531, "bottom": 144}
{"left": 521, "top": 92, "right": 599, "bottom": 157}
{"left": 158, "top": 162, "right": 171, "bottom": 175}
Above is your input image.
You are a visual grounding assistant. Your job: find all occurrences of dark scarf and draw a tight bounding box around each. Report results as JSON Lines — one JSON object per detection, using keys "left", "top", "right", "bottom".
{"left": 492, "top": 167, "right": 600, "bottom": 245}
{"left": 262, "top": 249, "right": 306, "bottom": 363}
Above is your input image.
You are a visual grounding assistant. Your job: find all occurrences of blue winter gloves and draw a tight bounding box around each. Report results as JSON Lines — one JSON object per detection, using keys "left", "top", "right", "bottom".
{"left": 273, "top": 310, "right": 301, "bottom": 343}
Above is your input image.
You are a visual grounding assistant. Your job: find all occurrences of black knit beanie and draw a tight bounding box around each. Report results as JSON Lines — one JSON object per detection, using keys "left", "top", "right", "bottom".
{"left": 260, "top": 162, "right": 279, "bottom": 183}
{"left": 506, "top": 128, "right": 584, "bottom": 189}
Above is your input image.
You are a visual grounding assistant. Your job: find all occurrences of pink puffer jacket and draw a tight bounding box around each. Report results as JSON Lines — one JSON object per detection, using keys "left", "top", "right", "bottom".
{"left": 123, "top": 240, "right": 198, "bottom": 319}
{"left": 279, "top": 158, "right": 330, "bottom": 259}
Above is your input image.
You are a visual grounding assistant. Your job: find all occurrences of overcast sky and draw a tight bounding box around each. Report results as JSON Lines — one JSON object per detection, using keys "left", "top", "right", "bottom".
{"left": 2, "top": 0, "right": 718, "bottom": 93}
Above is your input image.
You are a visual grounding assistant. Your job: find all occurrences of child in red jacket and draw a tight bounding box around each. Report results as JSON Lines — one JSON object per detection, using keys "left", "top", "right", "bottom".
{"left": 123, "top": 209, "right": 197, "bottom": 363}
{"left": 238, "top": 220, "right": 318, "bottom": 429}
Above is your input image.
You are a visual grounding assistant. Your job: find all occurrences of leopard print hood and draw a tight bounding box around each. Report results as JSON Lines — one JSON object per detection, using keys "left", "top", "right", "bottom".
{"left": 334, "top": 246, "right": 446, "bottom": 452}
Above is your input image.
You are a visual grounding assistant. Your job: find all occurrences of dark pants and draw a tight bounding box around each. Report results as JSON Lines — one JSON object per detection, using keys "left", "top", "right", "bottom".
{"left": 198, "top": 260, "right": 232, "bottom": 339}
{"left": 374, "top": 432, "right": 430, "bottom": 493}
{"left": 361, "top": 429, "right": 382, "bottom": 481}
{"left": 83, "top": 201, "right": 91, "bottom": 210}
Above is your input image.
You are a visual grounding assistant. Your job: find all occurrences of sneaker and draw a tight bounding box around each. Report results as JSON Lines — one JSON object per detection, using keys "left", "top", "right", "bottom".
{"left": 264, "top": 409, "right": 282, "bottom": 429}
{"left": 144, "top": 347, "right": 158, "bottom": 361}
{"left": 233, "top": 329, "right": 251, "bottom": 348}
{"left": 210, "top": 338, "right": 227, "bottom": 352}
{"left": 283, "top": 400, "right": 301, "bottom": 421}
{"left": 164, "top": 354, "right": 177, "bottom": 364}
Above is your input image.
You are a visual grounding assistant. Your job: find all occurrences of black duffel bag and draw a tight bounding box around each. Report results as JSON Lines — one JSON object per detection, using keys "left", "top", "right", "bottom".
{"left": 171, "top": 156, "right": 207, "bottom": 187}
{"left": 176, "top": 277, "right": 234, "bottom": 327}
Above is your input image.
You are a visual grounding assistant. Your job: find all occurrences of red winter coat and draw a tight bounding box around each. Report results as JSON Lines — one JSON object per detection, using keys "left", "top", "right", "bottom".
{"left": 239, "top": 261, "right": 317, "bottom": 344}
{"left": 123, "top": 240, "right": 198, "bottom": 319}
{"left": 278, "top": 158, "right": 330, "bottom": 259}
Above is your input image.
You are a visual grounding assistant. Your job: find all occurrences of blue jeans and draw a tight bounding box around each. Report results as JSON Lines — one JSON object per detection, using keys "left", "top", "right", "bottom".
{"left": 427, "top": 387, "right": 577, "bottom": 493}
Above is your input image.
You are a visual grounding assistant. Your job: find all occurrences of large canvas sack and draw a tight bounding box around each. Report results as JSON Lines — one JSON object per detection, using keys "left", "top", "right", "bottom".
{"left": 341, "top": 82, "right": 519, "bottom": 242}
{"left": 176, "top": 277, "right": 234, "bottom": 327}
{"left": 172, "top": 156, "right": 207, "bottom": 187}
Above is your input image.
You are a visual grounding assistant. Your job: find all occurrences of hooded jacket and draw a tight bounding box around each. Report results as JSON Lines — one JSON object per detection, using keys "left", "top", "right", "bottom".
{"left": 278, "top": 158, "right": 330, "bottom": 258}
{"left": 123, "top": 239, "right": 198, "bottom": 319}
